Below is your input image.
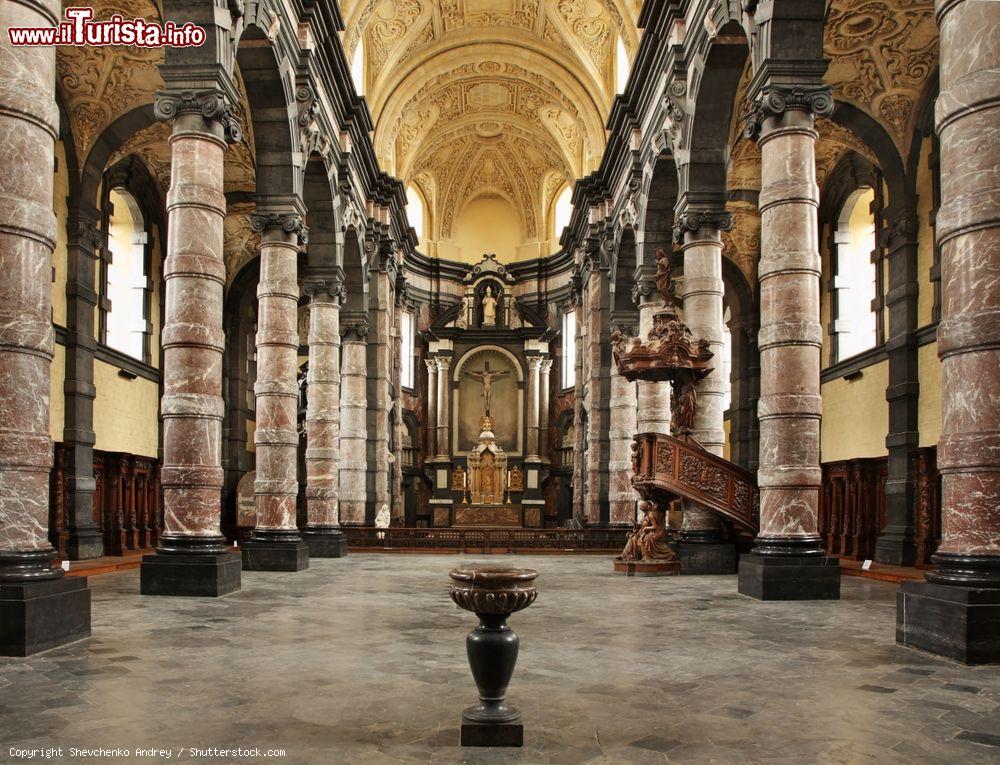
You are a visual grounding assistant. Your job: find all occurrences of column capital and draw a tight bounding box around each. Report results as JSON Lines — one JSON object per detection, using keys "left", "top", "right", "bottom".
{"left": 425, "top": 357, "right": 439, "bottom": 373}
{"left": 250, "top": 212, "right": 308, "bottom": 245}
{"left": 743, "top": 84, "right": 833, "bottom": 140}
{"left": 341, "top": 320, "right": 369, "bottom": 341}
{"left": 673, "top": 211, "right": 733, "bottom": 243}
{"left": 303, "top": 276, "right": 346, "bottom": 305}
{"left": 154, "top": 88, "right": 242, "bottom": 144}
{"left": 435, "top": 355, "right": 452, "bottom": 371}
{"left": 539, "top": 358, "right": 553, "bottom": 374}
{"left": 526, "top": 356, "right": 544, "bottom": 372}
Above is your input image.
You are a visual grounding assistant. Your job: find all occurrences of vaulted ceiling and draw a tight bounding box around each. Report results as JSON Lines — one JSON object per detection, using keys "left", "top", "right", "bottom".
{"left": 342, "top": 0, "right": 640, "bottom": 260}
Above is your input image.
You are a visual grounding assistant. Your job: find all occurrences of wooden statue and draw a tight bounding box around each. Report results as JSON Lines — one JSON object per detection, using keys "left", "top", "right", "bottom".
{"left": 615, "top": 500, "right": 676, "bottom": 562}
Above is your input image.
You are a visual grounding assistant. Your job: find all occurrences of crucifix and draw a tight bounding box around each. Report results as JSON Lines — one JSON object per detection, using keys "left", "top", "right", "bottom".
{"left": 462, "top": 361, "right": 511, "bottom": 417}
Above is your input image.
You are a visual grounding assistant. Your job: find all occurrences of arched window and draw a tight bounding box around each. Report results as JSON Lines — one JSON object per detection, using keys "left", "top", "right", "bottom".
{"left": 832, "top": 188, "right": 878, "bottom": 361}
{"left": 553, "top": 185, "right": 572, "bottom": 238}
{"left": 406, "top": 185, "right": 424, "bottom": 242}
{"left": 351, "top": 39, "right": 365, "bottom": 96}
{"left": 400, "top": 310, "right": 416, "bottom": 390}
{"left": 615, "top": 36, "right": 630, "bottom": 93}
{"left": 104, "top": 188, "right": 149, "bottom": 360}
{"left": 721, "top": 306, "right": 732, "bottom": 411}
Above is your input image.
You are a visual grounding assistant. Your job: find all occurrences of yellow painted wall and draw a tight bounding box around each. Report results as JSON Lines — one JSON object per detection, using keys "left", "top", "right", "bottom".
{"left": 50, "top": 342, "right": 66, "bottom": 441}
{"left": 52, "top": 141, "right": 69, "bottom": 328}
{"left": 246, "top": 419, "right": 256, "bottom": 453}
{"left": 723, "top": 418, "right": 731, "bottom": 461}
{"left": 92, "top": 359, "right": 159, "bottom": 457}
{"left": 149, "top": 222, "right": 162, "bottom": 369}
{"left": 450, "top": 196, "right": 527, "bottom": 264}
{"left": 821, "top": 359, "right": 889, "bottom": 461}
{"left": 918, "top": 342, "right": 942, "bottom": 447}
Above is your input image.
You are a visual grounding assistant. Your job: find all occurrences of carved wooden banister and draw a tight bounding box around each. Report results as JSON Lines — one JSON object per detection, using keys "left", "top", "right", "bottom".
{"left": 630, "top": 432, "right": 759, "bottom": 535}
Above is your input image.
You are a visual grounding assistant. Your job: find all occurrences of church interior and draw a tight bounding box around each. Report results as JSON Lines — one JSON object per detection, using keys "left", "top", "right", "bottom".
{"left": 1, "top": 0, "right": 999, "bottom": 761}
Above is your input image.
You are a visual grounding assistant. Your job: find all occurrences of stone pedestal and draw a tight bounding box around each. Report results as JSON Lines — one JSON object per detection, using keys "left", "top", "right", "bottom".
{"left": 140, "top": 91, "right": 240, "bottom": 597}
{"left": 896, "top": 580, "right": 1000, "bottom": 665}
{"left": 738, "top": 552, "right": 840, "bottom": 601}
{"left": 0, "top": 575, "right": 91, "bottom": 656}
{"left": 613, "top": 560, "right": 680, "bottom": 577}
{"left": 242, "top": 531, "right": 309, "bottom": 572}
{"left": 677, "top": 540, "right": 737, "bottom": 575}
{"left": 301, "top": 527, "right": 348, "bottom": 558}
{"left": 140, "top": 549, "right": 242, "bottom": 597}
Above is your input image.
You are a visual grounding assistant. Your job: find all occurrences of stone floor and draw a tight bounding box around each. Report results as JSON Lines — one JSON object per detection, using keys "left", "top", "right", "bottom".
{"left": 2, "top": 555, "right": 1000, "bottom": 765}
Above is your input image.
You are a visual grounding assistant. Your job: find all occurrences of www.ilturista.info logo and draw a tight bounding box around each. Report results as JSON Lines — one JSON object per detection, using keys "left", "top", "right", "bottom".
{"left": 8, "top": 7, "right": 206, "bottom": 47}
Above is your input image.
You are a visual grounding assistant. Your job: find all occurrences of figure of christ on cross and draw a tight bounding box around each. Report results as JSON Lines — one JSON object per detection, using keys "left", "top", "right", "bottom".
{"left": 462, "top": 360, "right": 511, "bottom": 417}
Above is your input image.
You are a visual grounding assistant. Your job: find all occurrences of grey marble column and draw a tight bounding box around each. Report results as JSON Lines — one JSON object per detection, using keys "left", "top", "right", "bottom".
{"left": 140, "top": 89, "right": 242, "bottom": 597}
{"left": 635, "top": 295, "right": 672, "bottom": 435}
{"left": 301, "top": 275, "right": 347, "bottom": 557}
{"left": 897, "top": 0, "right": 1000, "bottom": 664}
{"left": 339, "top": 319, "right": 369, "bottom": 525}
{"left": 608, "top": 352, "right": 638, "bottom": 525}
{"left": 526, "top": 356, "right": 542, "bottom": 460}
{"left": 436, "top": 356, "right": 452, "bottom": 459}
{"left": 738, "top": 85, "right": 839, "bottom": 600}
{"left": 366, "top": 263, "right": 393, "bottom": 525}
{"left": 539, "top": 358, "right": 552, "bottom": 462}
{"left": 425, "top": 358, "right": 438, "bottom": 458}
{"left": 678, "top": 214, "right": 730, "bottom": 545}
{"left": 243, "top": 214, "right": 309, "bottom": 571}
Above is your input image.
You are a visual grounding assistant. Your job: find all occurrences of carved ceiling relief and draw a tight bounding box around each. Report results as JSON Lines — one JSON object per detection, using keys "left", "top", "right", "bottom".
{"left": 57, "top": 0, "right": 164, "bottom": 158}
{"left": 722, "top": 201, "right": 760, "bottom": 284}
{"left": 224, "top": 204, "right": 262, "bottom": 286}
{"left": 824, "top": 0, "right": 938, "bottom": 156}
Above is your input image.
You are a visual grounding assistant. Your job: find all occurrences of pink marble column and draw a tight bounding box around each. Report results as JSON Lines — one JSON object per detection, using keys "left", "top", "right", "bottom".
{"left": 301, "top": 276, "right": 347, "bottom": 557}
{"left": 635, "top": 296, "right": 672, "bottom": 435}
{"left": 155, "top": 95, "right": 236, "bottom": 553}
{"left": 0, "top": 0, "right": 60, "bottom": 581}
{"left": 436, "top": 356, "right": 452, "bottom": 458}
{"left": 339, "top": 320, "right": 369, "bottom": 525}
{"left": 746, "top": 87, "right": 833, "bottom": 558}
{"left": 926, "top": 0, "right": 1000, "bottom": 586}
{"left": 678, "top": 213, "right": 730, "bottom": 542}
{"left": 243, "top": 214, "right": 308, "bottom": 570}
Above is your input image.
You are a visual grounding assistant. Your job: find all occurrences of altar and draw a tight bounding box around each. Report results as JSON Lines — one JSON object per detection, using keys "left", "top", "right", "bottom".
{"left": 453, "top": 504, "right": 523, "bottom": 527}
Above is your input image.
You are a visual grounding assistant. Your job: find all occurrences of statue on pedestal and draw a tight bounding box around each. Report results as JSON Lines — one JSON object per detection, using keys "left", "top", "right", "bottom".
{"left": 482, "top": 286, "right": 498, "bottom": 327}
{"left": 615, "top": 500, "right": 676, "bottom": 563}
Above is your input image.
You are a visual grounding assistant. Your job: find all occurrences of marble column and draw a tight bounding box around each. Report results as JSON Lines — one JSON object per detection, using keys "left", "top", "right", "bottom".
{"left": 140, "top": 89, "right": 242, "bottom": 597}
{"left": 897, "top": 0, "right": 1000, "bottom": 663}
{"left": 0, "top": 0, "right": 91, "bottom": 654}
{"left": 584, "top": 269, "right": 612, "bottom": 525}
{"left": 676, "top": 214, "right": 734, "bottom": 572}
{"left": 301, "top": 275, "right": 347, "bottom": 557}
{"left": 737, "top": 85, "right": 840, "bottom": 600}
{"left": 366, "top": 260, "right": 394, "bottom": 525}
{"left": 526, "top": 357, "right": 542, "bottom": 460}
{"left": 339, "top": 319, "right": 369, "bottom": 525}
{"left": 635, "top": 291, "right": 672, "bottom": 436}
{"left": 571, "top": 303, "right": 586, "bottom": 521}
{"left": 539, "top": 359, "right": 553, "bottom": 462}
{"left": 425, "top": 358, "right": 438, "bottom": 457}
{"left": 242, "top": 214, "right": 309, "bottom": 572}
{"left": 436, "top": 356, "right": 452, "bottom": 459}
{"left": 608, "top": 351, "right": 638, "bottom": 525}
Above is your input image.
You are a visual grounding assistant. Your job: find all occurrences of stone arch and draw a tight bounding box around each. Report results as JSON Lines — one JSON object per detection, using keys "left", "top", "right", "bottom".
{"left": 722, "top": 256, "right": 759, "bottom": 471}
{"left": 681, "top": 19, "right": 750, "bottom": 209}
{"left": 236, "top": 26, "right": 300, "bottom": 210}
{"left": 452, "top": 345, "right": 525, "bottom": 384}
{"left": 638, "top": 153, "right": 678, "bottom": 266}
{"left": 611, "top": 227, "right": 638, "bottom": 328}
{"left": 341, "top": 229, "right": 368, "bottom": 315}
{"left": 303, "top": 156, "right": 342, "bottom": 271}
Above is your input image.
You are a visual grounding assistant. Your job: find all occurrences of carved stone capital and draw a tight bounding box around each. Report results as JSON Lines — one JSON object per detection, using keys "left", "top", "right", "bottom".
{"left": 673, "top": 211, "right": 734, "bottom": 243}
{"left": 743, "top": 85, "right": 834, "bottom": 140}
{"left": 341, "top": 320, "right": 369, "bottom": 341}
{"left": 154, "top": 89, "right": 243, "bottom": 144}
{"left": 303, "top": 276, "right": 346, "bottom": 304}
{"left": 250, "top": 212, "right": 308, "bottom": 245}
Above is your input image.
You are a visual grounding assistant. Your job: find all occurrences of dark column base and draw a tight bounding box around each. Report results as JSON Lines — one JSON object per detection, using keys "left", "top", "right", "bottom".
{"left": 677, "top": 541, "right": 737, "bottom": 575}
{"left": 874, "top": 526, "right": 917, "bottom": 567}
{"left": 141, "top": 552, "right": 242, "bottom": 597}
{"left": 897, "top": 580, "right": 1000, "bottom": 665}
{"left": 0, "top": 576, "right": 91, "bottom": 656}
{"left": 301, "top": 528, "right": 348, "bottom": 558}
{"left": 65, "top": 527, "right": 104, "bottom": 561}
{"left": 241, "top": 534, "right": 309, "bottom": 572}
{"left": 461, "top": 718, "right": 523, "bottom": 747}
{"left": 738, "top": 553, "right": 841, "bottom": 600}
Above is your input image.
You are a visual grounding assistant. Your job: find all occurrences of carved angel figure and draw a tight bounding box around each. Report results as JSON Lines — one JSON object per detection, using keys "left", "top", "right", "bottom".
{"left": 616, "top": 500, "right": 676, "bottom": 562}
{"left": 654, "top": 247, "right": 675, "bottom": 306}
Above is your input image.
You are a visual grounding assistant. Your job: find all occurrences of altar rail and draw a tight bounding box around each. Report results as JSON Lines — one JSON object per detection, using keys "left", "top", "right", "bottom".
{"left": 343, "top": 527, "right": 630, "bottom": 553}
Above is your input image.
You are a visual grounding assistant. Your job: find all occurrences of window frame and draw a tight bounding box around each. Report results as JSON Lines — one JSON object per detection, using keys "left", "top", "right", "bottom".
{"left": 561, "top": 309, "right": 577, "bottom": 391}
{"left": 400, "top": 309, "right": 416, "bottom": 392}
